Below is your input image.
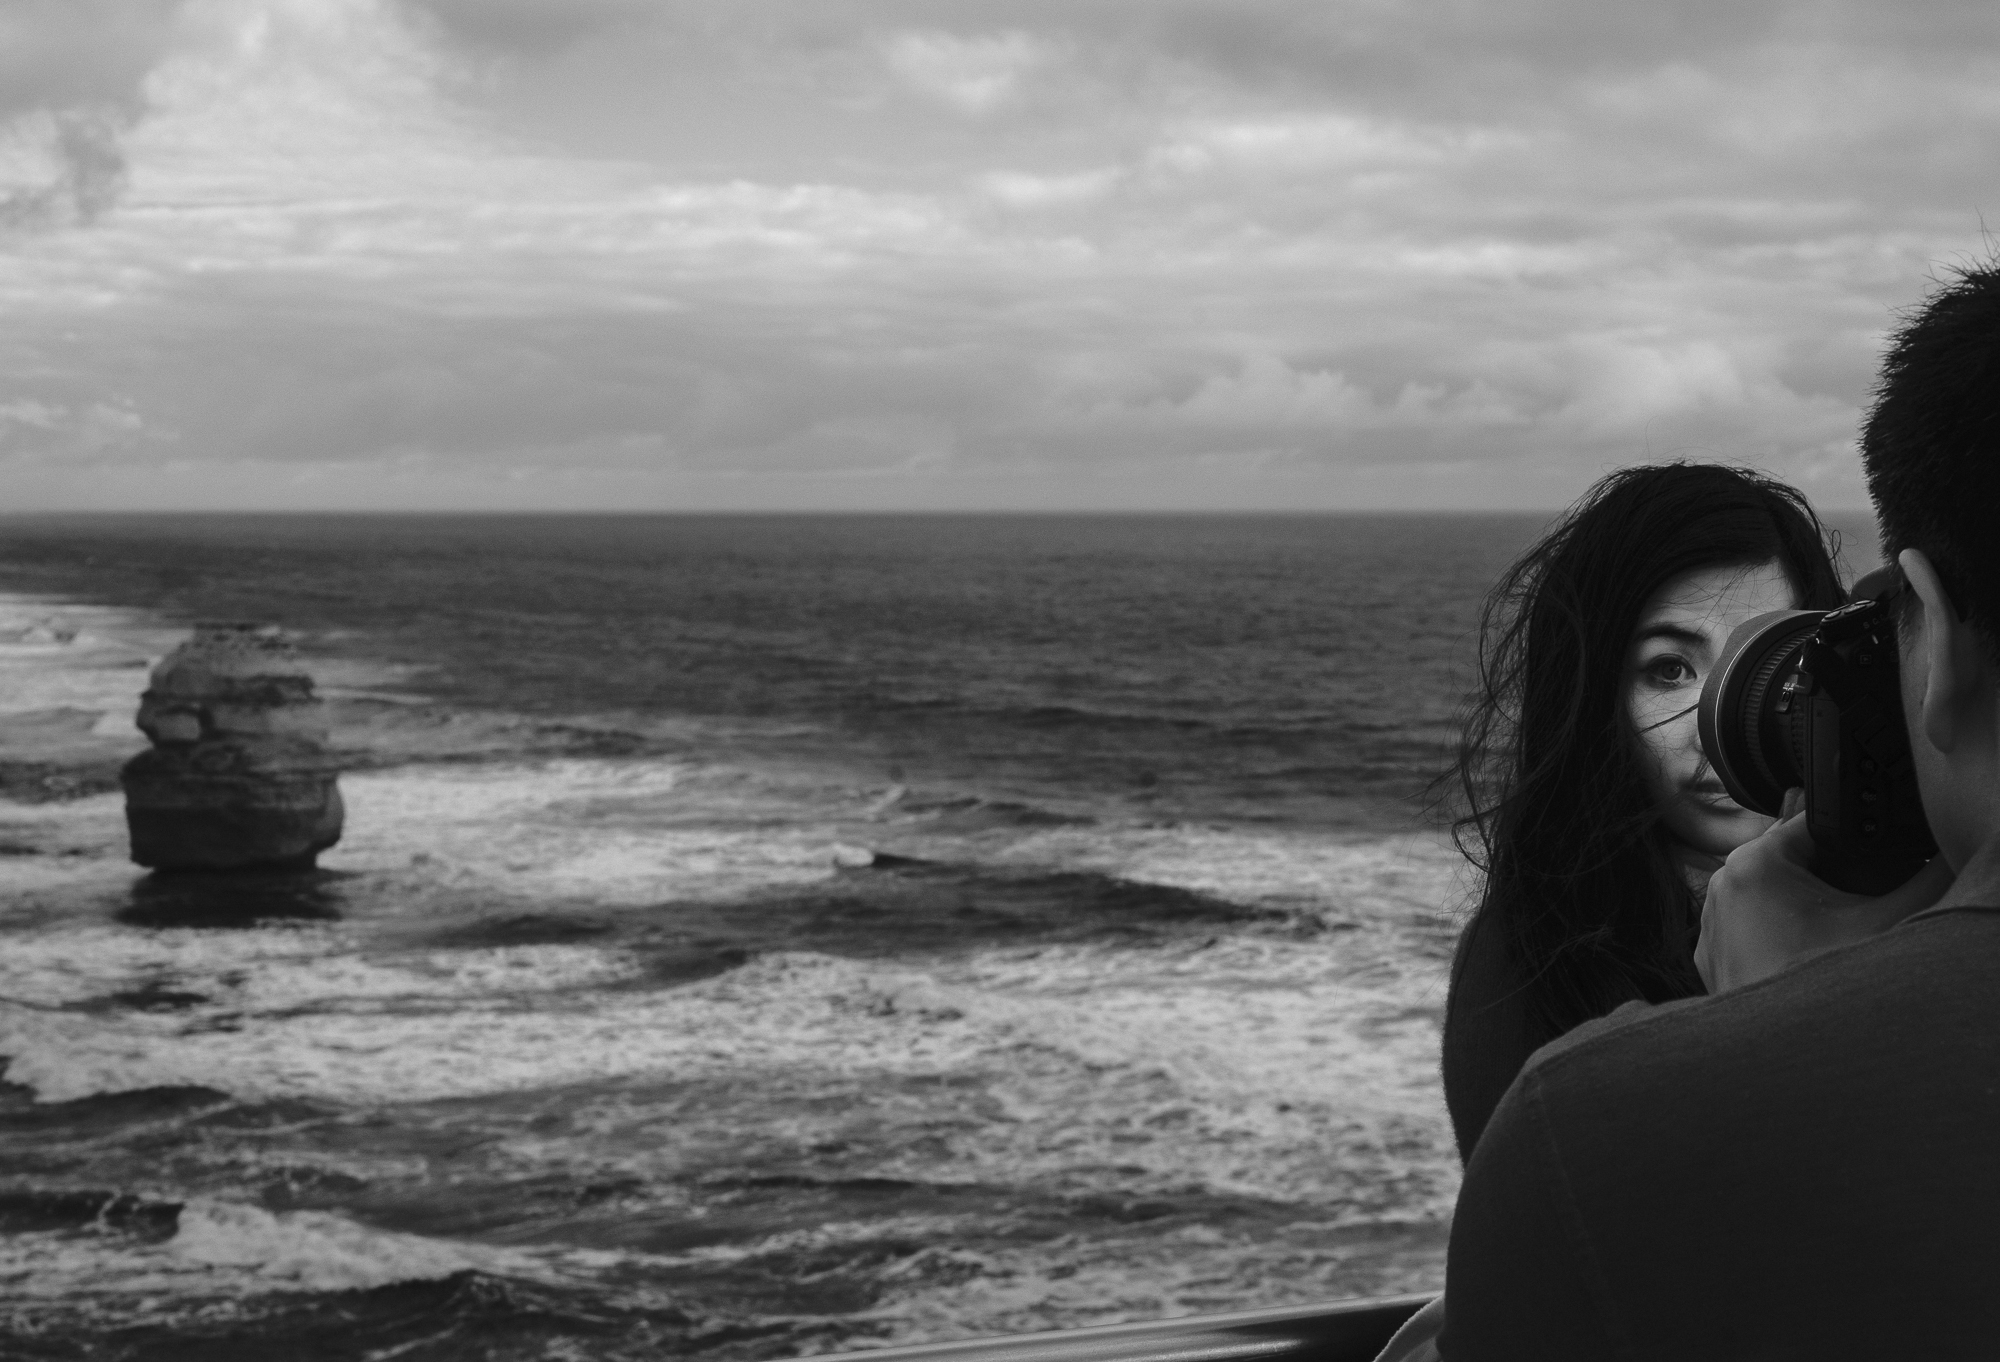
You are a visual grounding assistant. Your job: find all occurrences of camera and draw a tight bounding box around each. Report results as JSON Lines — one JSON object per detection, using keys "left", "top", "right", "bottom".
{"left": 1697, "top": 566, "right": 1936, "bottom": 894}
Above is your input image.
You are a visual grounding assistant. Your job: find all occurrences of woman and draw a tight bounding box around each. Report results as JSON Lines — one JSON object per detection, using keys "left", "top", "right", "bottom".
{"left": 1374, "top": 464, "right": 1848, "bottom": 1362}
{"left": 1440, "top": 462, "right": 1847, "bottom": 1158}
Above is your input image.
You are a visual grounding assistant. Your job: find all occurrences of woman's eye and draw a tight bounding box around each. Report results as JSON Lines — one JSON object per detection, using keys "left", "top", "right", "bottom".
{"left": 1644, "top": 657, "right": 1694, "bottom": 686}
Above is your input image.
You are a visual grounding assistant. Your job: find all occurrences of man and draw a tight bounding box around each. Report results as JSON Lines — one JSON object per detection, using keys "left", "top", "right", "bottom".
{"left": 1438, "top": 263, "right": 2000, "bottom": 1359}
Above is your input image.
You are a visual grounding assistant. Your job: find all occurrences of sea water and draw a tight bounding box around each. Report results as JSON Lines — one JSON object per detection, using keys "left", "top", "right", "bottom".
{"left": 0, "top": 513, "right": 1658, "bottom": 1357}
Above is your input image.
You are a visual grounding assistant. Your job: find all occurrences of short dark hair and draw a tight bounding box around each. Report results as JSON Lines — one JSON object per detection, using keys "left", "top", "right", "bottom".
{"left": 1449, "top": 463, "right": 1845, "bottom": 1040}
{"left": 1863, "top": 262, "right": 2000, "bottom": 650}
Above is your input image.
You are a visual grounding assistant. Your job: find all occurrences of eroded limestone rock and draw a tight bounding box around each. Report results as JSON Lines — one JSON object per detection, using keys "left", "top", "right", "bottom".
{"left": 121, "top": 623, "right": 344, "bottom": 871}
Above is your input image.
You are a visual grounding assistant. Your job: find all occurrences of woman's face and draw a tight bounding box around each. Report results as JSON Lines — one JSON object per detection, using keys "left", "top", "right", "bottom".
{"left": 1625, "top": 560, "right": 1799, "bottom": 867}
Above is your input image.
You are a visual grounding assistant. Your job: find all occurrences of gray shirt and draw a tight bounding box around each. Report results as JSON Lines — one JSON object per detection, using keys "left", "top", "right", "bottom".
{"left": 1441, "top": 903, "right": 2000, "bottom": 1359}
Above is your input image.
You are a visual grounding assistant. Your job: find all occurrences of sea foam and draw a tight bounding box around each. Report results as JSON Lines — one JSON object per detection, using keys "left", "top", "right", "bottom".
{"left": 0, "top": 1198, "right": 536, "bottom": 1301}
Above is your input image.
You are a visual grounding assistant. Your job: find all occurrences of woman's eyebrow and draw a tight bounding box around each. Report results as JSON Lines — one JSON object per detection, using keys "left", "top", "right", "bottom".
{"left": 1632, "top": 622, "right": 1710, "bottom": 648}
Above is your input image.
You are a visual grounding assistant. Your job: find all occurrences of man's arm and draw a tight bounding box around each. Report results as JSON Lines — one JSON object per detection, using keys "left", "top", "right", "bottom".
{"left": 1438, "top": 1068, "right": 1621, "bottom": 1360}
{"left": 1695, "top": 790, "right": 1952, "bottom": 993}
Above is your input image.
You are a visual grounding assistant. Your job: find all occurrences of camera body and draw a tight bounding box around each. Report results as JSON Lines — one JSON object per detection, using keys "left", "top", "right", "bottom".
{"left": 1697, "top": 570, "right": 1936, "bottom": 894}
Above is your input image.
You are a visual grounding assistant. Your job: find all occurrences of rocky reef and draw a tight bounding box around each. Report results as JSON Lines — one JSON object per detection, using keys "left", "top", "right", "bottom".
{"left": 121, "top": 623, "right": 344, "bottom": 871}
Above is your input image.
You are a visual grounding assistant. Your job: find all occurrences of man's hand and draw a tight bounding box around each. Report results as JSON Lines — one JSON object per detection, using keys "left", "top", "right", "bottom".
{"left": 1696, "top": 789, "right": 1955, "bottom": 993}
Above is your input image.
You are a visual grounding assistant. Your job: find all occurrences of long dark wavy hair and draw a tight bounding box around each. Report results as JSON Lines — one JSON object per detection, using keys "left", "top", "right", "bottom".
{"left": 1448, "top": 464, "right": 1846, "bottom": 1040}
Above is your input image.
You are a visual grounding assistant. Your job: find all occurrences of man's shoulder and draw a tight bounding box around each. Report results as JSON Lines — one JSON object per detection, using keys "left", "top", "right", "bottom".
{"left": 1448, "top": 908, "right": 2000, "bottom": 1361}
{"left": 1519, "top": 907, "right": 2000, "bottom": 1114}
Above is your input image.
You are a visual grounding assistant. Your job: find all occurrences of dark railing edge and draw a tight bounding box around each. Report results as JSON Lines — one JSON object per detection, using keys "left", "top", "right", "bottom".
{"left": 796, "top": 1293, "right": 1439, "bottom": 1362}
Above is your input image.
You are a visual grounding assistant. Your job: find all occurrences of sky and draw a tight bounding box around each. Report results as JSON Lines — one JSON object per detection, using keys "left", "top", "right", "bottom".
{"left": 0, "top": 0, "right": 1995, "bottom": 513}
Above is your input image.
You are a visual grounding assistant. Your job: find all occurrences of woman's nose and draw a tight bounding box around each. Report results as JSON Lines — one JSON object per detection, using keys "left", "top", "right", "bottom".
{"left": 1671, "top": 706, "right": 1704, "bottom": 750}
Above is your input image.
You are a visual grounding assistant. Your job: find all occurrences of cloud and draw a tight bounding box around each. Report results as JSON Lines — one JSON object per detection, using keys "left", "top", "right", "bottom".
{"left": 0, "top": 0, "right": 183, "bottom": 228}
{"left": 398, "top": 0, "right": 654, "bottom": 57}
{"left": 0, "top": 0, "right": 184, "bottom": 119}
{"left": 1, "top": 109, "right": 131, "bottom": 227}
{"left": 883, "top": 30, "right": 1048, "bottom": 113}
{"left": 978, "top": 167, "right": 1120, "bottom": 209}
{"left": 1, "top": 0, "right": 1996, "bottom": 510}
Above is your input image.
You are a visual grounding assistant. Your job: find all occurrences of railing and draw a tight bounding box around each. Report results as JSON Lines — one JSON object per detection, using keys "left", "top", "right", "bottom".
{"left": 801, "top": 1294, "right": 1437, "bottom": 1362}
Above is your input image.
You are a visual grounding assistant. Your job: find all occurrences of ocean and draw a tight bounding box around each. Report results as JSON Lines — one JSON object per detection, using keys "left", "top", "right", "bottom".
{"left": 0, "top": 512, "right": 1856, "bottom": 1360}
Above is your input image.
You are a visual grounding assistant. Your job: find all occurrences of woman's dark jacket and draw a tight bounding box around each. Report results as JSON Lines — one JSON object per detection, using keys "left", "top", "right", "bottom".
{"left": 1440, "top": 905, "right": 1644, "bottom": 1161}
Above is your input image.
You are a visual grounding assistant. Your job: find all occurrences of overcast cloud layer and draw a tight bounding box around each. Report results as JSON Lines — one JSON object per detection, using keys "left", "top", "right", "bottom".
{"left": 1, "top": 0, "right": 1995, "bottom": 511}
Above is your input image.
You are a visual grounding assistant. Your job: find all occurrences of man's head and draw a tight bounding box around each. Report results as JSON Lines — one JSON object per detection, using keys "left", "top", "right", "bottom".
{"left": 1862, "top": 263, "right": 2000, "bottom": 868}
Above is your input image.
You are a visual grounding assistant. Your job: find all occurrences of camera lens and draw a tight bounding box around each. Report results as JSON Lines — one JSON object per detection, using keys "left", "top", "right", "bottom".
{"left": 1696, "top": 609, "right": 1825, "bottom": 817}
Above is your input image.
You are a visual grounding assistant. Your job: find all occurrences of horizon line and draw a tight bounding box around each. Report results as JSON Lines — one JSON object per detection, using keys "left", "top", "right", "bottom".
{"left": 0, "top": 505, "right": 1883, "bottom": 519}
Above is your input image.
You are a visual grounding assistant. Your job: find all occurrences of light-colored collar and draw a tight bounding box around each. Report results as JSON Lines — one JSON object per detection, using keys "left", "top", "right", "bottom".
{"left": 1904, "top": 832, "right": 2000, "bottom": 924}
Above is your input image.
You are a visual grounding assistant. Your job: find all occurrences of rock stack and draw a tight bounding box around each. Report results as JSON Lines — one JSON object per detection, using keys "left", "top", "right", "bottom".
{"left": 121, "top": 623, "right": 344, "bottom": 871}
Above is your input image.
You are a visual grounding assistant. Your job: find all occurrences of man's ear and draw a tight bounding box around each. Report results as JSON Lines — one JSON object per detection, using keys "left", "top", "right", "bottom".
{"left": 1900, "top": 548, "right": 1988, "bottom": 755}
